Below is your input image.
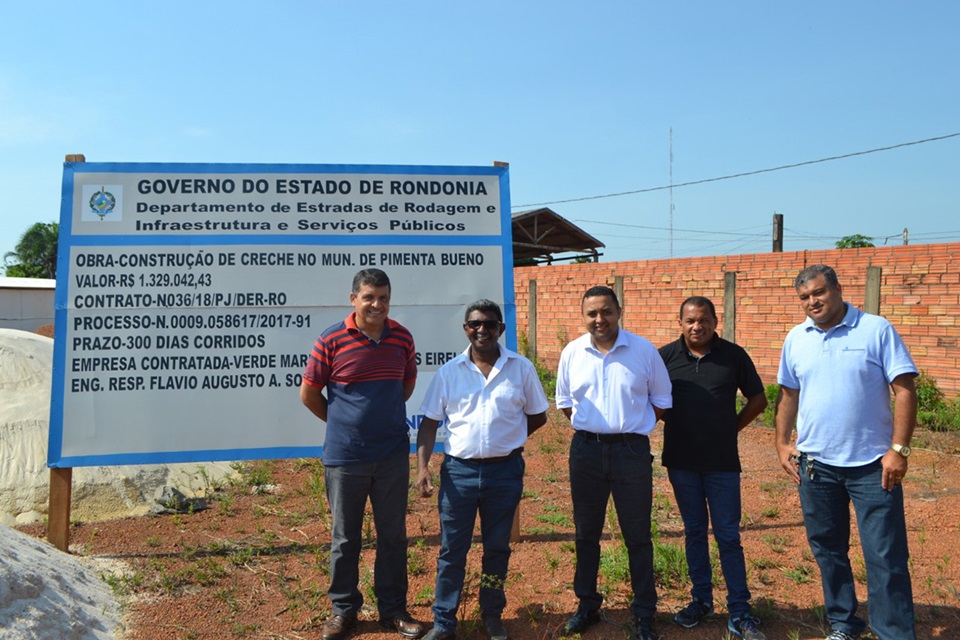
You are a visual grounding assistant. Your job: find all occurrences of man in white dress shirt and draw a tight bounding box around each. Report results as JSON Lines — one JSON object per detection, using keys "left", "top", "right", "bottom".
{"left": 416, "top": 299, "right": 549, "bottom": 640}
{"left": 556, "top": 285, "right": 672, "bottom": 640}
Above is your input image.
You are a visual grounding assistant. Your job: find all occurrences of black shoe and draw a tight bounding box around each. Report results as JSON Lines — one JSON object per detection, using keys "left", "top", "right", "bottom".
{"left": 674, "top": 598, "right": 713, "bottom": 628}
{"left": 634, "top": 617, "right": 661, "bottom": 640}
{"left": 321, "top": 614, "right": 357, "bottom": 640}
{"left": 422, "top": 628, "right": 456, "bottom": 640}
{"left": 379, "top": 613, "right": 427, "bottom": 639}
{"left": 563, "top": 608, "right": 601, "bottom": 635}
{"left": 482, "top": 615, "right": 508, "bottom": 640}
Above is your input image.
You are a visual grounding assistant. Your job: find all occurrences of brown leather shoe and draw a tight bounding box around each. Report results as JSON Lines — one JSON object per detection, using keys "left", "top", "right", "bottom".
{"left": 379, "top": 613, "right": 427, "bottom": 639}
{"left": 322, "top": 614, "right": 357, "bottom": 640}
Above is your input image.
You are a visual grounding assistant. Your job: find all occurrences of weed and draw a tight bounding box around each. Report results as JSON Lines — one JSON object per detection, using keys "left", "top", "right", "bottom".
{"left": 544, "top": 550, "right": 562, "bottom": 573}
{"left": 101, "top": 571, "right": 145, "bottom": 596}
{"left": 362, "top": 513, "right": 375, "bottom": 548}
{"left": 599, "top": 543, "right": 630, "bottom": 588}
{"left": 414, "top": 584, "right": 434, "bottom": 605}
{"left": 653, "top": 539, "right": 689, "bottom": 588}
{"left": 231, "top": 460, "right": 275, "bottom": 489}
{"left": 783, "top": 563, "right": 813, "bottom": 584}
{"left": 750, "top": 557, "right": 781, "bottom": 570}
{"left": 763, "top": 384, "right": 781, "bottom": 425}
{"left": 215, "top": 492, "right": 235, "bottom": 516}
{"left": 762, "top": 534, "right": 788, "bottom": 554}
{"left": 407, "top": 539, "right": 427, "bottom": 575}
{"left": 535, "top": 509, "right": 573, "bottom": 528}
{"left": 760, "top": 505, "right": 780, "bottom": 518}
{"left": 517, "top": 330, "right": 557, "bottom": 396}
{"left": 852, "top": 555, "right": 867, "bottom": 584}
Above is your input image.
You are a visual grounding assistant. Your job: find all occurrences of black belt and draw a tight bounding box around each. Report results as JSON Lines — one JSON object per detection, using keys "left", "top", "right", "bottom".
{"left": 447, "top": 447, "right": 523, "bottom": 464}
{"left": 575, "top": 430, "right": 647, "bottom": 444}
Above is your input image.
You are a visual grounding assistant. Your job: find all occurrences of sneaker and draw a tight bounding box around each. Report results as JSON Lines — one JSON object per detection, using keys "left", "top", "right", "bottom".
{"left": 728, "top": 614, "right": 766, "bottom": 640}
{"left": 634, "top": 616, "right": 661, "bottom": 640}
{"left": 562, "top": 608, "right": 601, "bottom": 635}
{"left": 674, "top": 598, "right": 713, "bottom": 628}
{"left": 824, "top": 632, "right": 860, "bottom": 640}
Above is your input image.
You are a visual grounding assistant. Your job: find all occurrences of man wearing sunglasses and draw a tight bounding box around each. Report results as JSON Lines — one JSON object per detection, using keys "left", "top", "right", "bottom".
{"left": 416, "top": 299, "right": 550, "bottom": 640}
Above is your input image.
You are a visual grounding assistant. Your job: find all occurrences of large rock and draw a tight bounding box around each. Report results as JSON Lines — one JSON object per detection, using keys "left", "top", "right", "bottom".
{"left": 0, "top": 328, "right": 235, "bottom": 523}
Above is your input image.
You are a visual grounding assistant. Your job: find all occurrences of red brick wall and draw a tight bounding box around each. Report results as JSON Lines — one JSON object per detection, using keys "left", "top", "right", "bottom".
{"left": 513, "top": 242, "right": 960, "bottom": 396}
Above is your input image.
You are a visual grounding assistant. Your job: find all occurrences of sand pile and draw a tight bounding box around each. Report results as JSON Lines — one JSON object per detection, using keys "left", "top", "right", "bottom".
{"left": 0, "top": 328, "right": 235, "bottom": 524}
{"left": 0, "top": 524, "right": 122, "bottom": 639}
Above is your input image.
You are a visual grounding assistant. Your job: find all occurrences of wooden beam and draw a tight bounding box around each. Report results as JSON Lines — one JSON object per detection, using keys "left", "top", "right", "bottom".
{"left": 48, "top": 468, "right": 73, "bottom": 552}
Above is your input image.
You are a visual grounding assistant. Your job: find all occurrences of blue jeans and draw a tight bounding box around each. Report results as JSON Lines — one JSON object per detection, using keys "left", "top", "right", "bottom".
{"left": 667, "top": 469, "right": 751, "bottom": 618}
{"left": 569, "top": 433, "right": 657, "bottom": 619}
{"left": 798, "top": 455, "right": 915, "bottom": 639}
{"left": 325, "top": 448, "right": 410, "bottom": 618}
{"left": 432, "top": 453, "right": 525, "bottom": 633}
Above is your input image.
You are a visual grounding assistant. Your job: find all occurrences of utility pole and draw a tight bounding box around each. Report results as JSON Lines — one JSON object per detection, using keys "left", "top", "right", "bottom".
{"left": 903, "top": 227, "right": 909, "bottom": 245}
{"left": 772, "top": 212, "right": 784, "bottom": 252}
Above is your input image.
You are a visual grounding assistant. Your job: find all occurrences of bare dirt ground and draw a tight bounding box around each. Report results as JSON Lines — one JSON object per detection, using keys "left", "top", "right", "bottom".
{"left": 21, "top": 414, "right": 960, "bottom": 640}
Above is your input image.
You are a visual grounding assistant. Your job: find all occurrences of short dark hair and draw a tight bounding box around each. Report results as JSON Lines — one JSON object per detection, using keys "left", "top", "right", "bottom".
{"left": 680, "top": 296, "right": 716, "bottom": 320}
{"left": 352, "top": 268, "right": 391, "bottom": 294}
{"left": 464, "top": 299, "right": 503, "bottom": 323}
{"left": 795, "top": 264, "right": 839, "bottom": 289}
{"left": 582, "top": 285, "right": 620, "bottom": 309}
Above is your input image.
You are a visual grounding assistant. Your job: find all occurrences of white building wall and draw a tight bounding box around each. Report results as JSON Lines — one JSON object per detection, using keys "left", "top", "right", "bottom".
{"left": 0, "top": 278, "right": 55, "bottom": 332}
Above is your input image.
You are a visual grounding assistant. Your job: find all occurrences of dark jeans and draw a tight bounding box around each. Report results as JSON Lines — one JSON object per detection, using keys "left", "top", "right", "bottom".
{"left": 569, "top": 433, "right": 657, "bottom": 619}
{"left": 798, "top": 455, "right": 915, "bottom": 639}
{"left": 431, "top": 453, "right": 525, "bottom": 633}
{"left": 667, "top": 468, "right": 751, "bottom": 618}
{"left": 325, "top": 448, "right": 410, "bottom": 618}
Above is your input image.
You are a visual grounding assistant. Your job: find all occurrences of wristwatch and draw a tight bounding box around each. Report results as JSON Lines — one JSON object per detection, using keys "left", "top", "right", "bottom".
{"left": 891, "top": 443, "right": 912, "bottom": 458}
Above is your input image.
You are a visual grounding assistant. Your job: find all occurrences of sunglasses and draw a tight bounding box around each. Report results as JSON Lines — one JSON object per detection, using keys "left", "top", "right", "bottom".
{"left": 464, "top": 320, "right": 501, "bottom": 331}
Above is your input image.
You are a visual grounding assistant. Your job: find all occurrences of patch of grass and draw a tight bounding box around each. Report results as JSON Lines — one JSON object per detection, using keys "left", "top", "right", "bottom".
{"left": 762, "top": 534, "right": 789, "bottom": 554}
{"left": 407, "top": 539, "right": 427, "bottom": 575}
{"left": 535, "top": 505, "right": 573, "bottom": 528}
{"left": 231, "top": 460, "right": 275, "bottom": 490}
{"left": 783, "top": 563, "right": 813, "bottom": 584}
{"left": 101, "top": 571, "right": 145, "bottom": 596}
{"left": 517, "top": 331, "right": 557, "bottom": 397}
{"left": 414, "top": 584, "right": 434, "bottom": 606}
{"left": 653, "top": 539, "right": 689, "bottom": 588}
{"left": 599, "top": 542, "right": 629, "bottom": 589}
{"left": 763, "top": 383, "right": 781, "bottom": 425}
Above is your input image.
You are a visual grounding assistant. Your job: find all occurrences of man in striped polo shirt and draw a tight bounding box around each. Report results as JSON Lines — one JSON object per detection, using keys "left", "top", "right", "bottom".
{"left": 301, "top": 268, "right": 425, "bottom": 640}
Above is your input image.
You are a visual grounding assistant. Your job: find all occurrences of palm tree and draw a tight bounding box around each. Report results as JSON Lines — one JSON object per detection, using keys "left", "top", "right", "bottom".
{"left": 3, "top": 222, "right": 59, "bottom": 278}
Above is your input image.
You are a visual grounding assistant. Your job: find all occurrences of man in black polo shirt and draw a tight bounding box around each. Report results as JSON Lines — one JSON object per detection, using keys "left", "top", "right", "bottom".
{"left": 659, "top": 296, "right": 767, "bottom": 640}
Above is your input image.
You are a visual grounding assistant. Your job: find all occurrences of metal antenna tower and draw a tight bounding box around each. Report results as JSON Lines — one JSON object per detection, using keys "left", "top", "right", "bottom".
{"left": 669, "top": 128, "right": 674, "bottom": 257}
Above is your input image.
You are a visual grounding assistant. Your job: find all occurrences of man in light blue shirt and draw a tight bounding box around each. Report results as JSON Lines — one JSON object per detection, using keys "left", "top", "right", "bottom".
{"left": 556, "top": 285, "right": 672, "bottom": 640}
{"left": 775, "top": 265, "right": 917, "bottom": 640}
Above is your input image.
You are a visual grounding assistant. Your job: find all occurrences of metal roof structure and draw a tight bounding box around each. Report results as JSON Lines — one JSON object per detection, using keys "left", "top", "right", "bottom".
{"left": 511, "top": 208, "right": 605, "bottom": 265}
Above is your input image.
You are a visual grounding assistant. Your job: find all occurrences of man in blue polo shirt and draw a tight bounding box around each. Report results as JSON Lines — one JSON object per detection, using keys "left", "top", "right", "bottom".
{"left": 659, "top": 296, "right": 767, "bottom": 640}
{"left": 301, "top": 268, "right": 425, "bottom": 640}
{"left": 775, "top": 264, "right": 918, "bottom": 640}
{"left": 556, "top": 285, "right": 672, "bottom": 640}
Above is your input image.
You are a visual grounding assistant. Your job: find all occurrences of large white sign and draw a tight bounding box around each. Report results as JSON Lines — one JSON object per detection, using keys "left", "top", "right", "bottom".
{"left": 50, "top": 163, "right": 513, "bottom": 467}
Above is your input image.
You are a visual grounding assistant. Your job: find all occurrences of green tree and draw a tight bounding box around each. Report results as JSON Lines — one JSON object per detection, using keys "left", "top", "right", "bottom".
{"left": 834, "top": 234, "right": 875, "bottom": 249}
{"left": 3, "top": 221, "right": 59, "bottom": 278}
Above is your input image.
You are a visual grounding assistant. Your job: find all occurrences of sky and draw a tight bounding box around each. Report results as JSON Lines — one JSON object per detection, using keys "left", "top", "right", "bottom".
{"left": 2, "top": 1, "right": 957, "bottom": 265}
